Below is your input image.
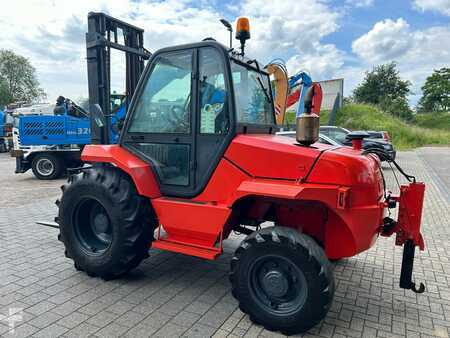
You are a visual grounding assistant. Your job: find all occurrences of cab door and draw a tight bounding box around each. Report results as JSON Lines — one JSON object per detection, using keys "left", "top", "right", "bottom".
{"left": 123, "top": 43, "right": 234, "bottom": 198}
{"left": 124, "top": 49, "right": 196, "bottom": 196}
{"left": 195, "top": 47, "right": 234, "bottom": 191}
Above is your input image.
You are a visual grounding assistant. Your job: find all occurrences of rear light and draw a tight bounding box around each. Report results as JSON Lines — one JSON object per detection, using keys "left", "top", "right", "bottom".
{"left": 383, "top": 131, "right": 390, "bottom": 141}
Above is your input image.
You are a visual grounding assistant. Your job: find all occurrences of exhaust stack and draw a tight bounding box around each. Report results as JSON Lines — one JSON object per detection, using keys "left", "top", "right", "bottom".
{"left": 296, "top": 83, "right": 322, "bottom": 146}
{"left": 296, "top": 113, "right": 319, "bottom": 146}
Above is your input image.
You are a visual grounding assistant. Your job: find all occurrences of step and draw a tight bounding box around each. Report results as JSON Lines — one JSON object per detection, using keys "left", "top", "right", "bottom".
{"left": 152, "top": 239, "right": 221, "bottom": 260}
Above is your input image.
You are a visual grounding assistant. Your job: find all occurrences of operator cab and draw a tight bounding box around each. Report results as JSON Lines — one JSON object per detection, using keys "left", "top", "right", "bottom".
{"left": 121, "top": 40, "right": 275, "bottom": 197}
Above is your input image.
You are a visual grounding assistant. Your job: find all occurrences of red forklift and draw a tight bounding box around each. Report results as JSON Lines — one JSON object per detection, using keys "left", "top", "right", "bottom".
{"left": 55, "top": 13, "right": 426, "bottom": 334}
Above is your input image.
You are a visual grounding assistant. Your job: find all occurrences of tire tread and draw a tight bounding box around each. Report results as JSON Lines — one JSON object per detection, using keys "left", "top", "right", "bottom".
{"left": 230, "top": 226, "right": 334, "bottom": 335}
{"left": 57, "top": 165, "right": 155, "bottom": 280}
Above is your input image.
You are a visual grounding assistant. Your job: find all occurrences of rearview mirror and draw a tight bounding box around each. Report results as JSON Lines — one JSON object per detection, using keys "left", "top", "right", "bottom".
{"left": 89, "top": 104, "right": 106, "bottom": 128}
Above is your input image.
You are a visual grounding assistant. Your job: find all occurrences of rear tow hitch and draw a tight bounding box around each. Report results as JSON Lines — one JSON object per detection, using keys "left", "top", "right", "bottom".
{"left": 400, "top": 240, "right": 425, "bottom": 293}
{"left": 381, "top": 182, "right": 426, "bottom": 294}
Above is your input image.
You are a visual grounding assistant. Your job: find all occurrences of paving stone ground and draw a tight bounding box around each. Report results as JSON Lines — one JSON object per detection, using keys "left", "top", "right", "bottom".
{"left": 0, "top": 148, "right": 449, "bottom": 338}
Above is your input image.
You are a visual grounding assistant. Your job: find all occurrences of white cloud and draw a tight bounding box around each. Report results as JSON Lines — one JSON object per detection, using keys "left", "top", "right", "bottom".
{"left": 286, "top": 44, "right": 346, "bottom": 82}
{"left": 345, "top": 0, "right": 374, "bottom": 8}
{"left": 240, "top": 0, "right": 340, "bottom": 61}
{"left": 413, "top": 0, "right": 450, "bottom": 16}
{"left": 1, "top": 0, "right": 345, "bottom": 102}
{"left": 352, "top": 18, "right": 413, "bottom": 62}
{"left": 2, "top": 0, "right": 448, "bottom": 108}
{"left": 0, "top": 0, "right": 230, "bottom": 101}
{"left": 352, "top": 18, "right": 450, "bottom": 104}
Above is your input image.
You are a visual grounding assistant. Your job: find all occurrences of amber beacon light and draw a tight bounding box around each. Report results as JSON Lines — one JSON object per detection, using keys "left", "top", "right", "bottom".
{"left": 236, "top": 17, "right": 250, "bottom": 55}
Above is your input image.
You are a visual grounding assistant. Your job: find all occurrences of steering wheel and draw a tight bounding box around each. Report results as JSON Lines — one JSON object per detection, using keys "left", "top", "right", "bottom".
{"left": 167, "top": 94, "right": 191, "bottom": 132}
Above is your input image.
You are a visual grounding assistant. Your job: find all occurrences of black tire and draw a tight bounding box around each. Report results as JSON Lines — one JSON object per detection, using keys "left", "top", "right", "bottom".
{"left": 230, "top": 226, "right": 334, "bottom": 335}
{"left": 57, "top": 166, "right": 156, "bottom": 280}
{"left": 31, "top": 153, "right": 63, "bottom": 180}
{"left": 0, "top": 141, "right": 7, "bottom": 153}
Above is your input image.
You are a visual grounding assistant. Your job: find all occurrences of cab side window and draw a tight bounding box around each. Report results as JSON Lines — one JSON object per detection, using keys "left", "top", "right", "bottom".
{"left": 199, "top": 48, "right": 229, "bottom": 134}
{"left": 128, "top": 52, "right": 192, "bottom": 134}
{"left": 127, "top": 51, "right": 193, "bottom": 187}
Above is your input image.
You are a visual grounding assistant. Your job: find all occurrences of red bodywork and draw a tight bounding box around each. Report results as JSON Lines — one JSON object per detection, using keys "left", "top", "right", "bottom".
{"left": 382, "top": 182, "right": 426, "bottom": 250}
{"left": 82, "top": 134, "right": 425, "bottom": 260}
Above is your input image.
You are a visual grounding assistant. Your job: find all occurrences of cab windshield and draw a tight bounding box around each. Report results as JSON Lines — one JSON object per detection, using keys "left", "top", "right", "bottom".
{"left": 231, "top": 61, "right": 275, "bottom": 125}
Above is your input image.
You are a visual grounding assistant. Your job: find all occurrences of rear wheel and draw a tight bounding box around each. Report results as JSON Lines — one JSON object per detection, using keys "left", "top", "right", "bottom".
{"left": 230, "top": 227, "right": 334, "bottom": 335}
{"left": 31, "top": 153, "right": 63, "bottom": 180}
{"left": 57, "top": 166, "right": 155, "bottom": 280}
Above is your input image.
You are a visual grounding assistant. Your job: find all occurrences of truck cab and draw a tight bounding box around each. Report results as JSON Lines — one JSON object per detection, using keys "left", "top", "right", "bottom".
{"left": 0, "top": 109, "right": 13, "bottom": 152}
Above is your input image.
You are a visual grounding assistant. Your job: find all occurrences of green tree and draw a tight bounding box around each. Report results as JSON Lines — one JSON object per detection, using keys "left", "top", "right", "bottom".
{"left": 354, "top": 62, "right": 411, "bottom": 104}
{"left": 380, "top": 96, "right": 413, "bottom": 121}
{"left": 353, "top": 62, "right": 412, "bottom": 120}
{"left": 343, "top": 96, "right": 354, "bottom": 105}
{"left": 0, "top": 50, "right": 46, "bottom": 105}
{"left": 417, "top": 68, "right": 450, "bottom": 112}
{"left": 0, "top": 78, "right": 12, "bottom": 106}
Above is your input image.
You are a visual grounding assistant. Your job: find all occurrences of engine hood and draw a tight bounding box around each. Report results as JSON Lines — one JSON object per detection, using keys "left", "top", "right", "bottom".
{"left": 224, "top": 134, "right": 332, "bottom": 180}
{"left": 225, "top": 135, "right": 383, "bottom": 202}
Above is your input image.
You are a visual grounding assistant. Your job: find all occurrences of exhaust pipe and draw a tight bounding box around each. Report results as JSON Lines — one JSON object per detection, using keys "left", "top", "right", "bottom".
{"left": 296, "top": 84, "right": 321, "bottom": 146}
{"left": 296, "top": 113, "right": 319, "bottom": 146}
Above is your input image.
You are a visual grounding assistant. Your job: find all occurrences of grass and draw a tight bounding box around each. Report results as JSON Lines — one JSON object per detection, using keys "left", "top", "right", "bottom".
{"left": 282, "top": 104, "right": 450, "bottom": 150}
{"left": 284, "top": 110, "right": 330, "bottom": 127}
{"left": 332, "top": 104, "right": 450, "bottom": 150}
{"left": 413, "top": 112, "right": 450, "bottom": 131}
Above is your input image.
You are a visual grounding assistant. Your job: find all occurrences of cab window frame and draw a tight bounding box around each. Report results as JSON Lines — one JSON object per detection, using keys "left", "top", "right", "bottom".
{"left": 198, "top": 47, "right": 230, "bottom": 135}
{"left": 230, "top": 57, "right": 276, "bottom": 134}
{"left": 126, "top": 51, "right": 194, "bottom": 135}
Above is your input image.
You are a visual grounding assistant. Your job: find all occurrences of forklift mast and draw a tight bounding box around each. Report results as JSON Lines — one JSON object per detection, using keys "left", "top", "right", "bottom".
{"left": 85, "top": 12, "right": 151, "bottom": 144}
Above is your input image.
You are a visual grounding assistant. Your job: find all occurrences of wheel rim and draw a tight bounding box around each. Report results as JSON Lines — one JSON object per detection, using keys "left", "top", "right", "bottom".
{"left": 249, "top": 255, "right": 308, "bottom": 315}
{"left": 73, "top": 198, "right": 113, "bottom": 254}
{"left": 36, "top": 158, "right": 54, "bottom": 176}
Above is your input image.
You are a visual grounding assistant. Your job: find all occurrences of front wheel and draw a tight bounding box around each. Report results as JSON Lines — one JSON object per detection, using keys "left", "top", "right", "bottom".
{"left": 31, "top": 153, "right": 63, "bottom": 180}
{"left": 57, "top": 166, "right": 156, "bottom": 280}
{"left": 230, "top": 227, "right": 334, "bottom": 335}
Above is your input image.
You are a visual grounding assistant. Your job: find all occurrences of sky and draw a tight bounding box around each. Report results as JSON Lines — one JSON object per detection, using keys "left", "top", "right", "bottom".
{"left": 0, "top": 0, "right": 449, "bottom": 106}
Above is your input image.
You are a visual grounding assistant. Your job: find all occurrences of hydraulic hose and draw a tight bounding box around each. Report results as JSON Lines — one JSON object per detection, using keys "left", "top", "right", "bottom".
{"left": 362, "top": 147, "right": 416, "bottom": 183}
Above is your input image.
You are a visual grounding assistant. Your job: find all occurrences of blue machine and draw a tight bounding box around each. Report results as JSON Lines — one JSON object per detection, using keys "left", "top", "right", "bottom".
{"left": 288, "top": 72, "right": 313, "bottom": 118}
{"left": 0, "top": 110, "right": 5, "bottom": 138}
{"left": 109, "top": 95, "right": 127, "bottom": 144}
{"left": 0, "top": 109, "right": 9, "bottom": 152}
{"left": 18, "top": 96, "right": 125, "bottom": 146}
{"left": 19, "top": 115, "right": 91, "bottom": 146}
{"left": 12, "top": 97, "right": 126, "bottom": 179}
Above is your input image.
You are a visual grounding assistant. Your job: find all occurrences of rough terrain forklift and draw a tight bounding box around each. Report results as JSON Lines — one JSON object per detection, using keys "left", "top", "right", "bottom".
{"left": 56, "top": 13, "right": 426, "bottom": 334}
